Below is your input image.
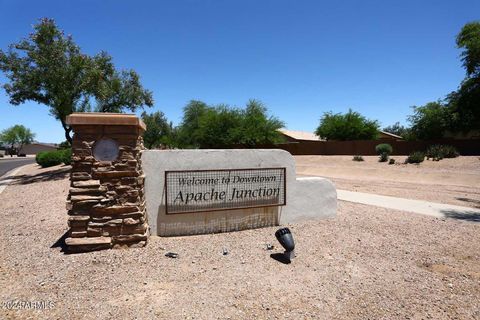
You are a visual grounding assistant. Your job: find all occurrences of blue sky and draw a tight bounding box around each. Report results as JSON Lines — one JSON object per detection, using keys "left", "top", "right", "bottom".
{"left": 1, "top": 0, "right": 479, "bottom": 143}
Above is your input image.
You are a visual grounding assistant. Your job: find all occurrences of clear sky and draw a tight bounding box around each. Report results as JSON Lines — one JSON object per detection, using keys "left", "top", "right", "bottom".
{"left": 1, "top": 0, "right": 479, "bottom": 143}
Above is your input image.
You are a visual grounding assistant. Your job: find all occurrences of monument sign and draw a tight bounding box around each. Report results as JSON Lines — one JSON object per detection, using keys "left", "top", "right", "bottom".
{"left": 63, "top": 113, "right": 337, "bottom": 251}
{"left": 143, "top": 149, "right": 337, "bottom": 237}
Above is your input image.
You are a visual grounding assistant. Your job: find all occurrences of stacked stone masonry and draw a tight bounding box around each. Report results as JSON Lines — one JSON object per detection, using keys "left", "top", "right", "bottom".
{"left": 65, "top": 124, "right": 149, "bottom": 252}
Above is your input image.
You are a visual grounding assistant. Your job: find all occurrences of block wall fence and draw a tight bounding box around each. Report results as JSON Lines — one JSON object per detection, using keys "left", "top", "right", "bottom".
{"left": 255, "top": 139, "right": 480, "bottom": 156}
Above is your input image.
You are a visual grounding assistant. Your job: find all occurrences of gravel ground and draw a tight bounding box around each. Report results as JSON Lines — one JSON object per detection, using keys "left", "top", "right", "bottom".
{"left": 0, "top": 164, "right": 479, "bottom": 319}
{"left": 296, "top": 156, "right": 480, "bottom": 208}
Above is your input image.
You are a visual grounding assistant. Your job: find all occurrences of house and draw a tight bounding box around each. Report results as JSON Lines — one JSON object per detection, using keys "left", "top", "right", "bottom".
{"left": 17, "top": 142, "right": 58, "bottom": 155}
{"left": 278, "top": 129, "right": 324, "bottom": 143}
{"left": 378, "top": 130, "right": 403, "bottom": 140}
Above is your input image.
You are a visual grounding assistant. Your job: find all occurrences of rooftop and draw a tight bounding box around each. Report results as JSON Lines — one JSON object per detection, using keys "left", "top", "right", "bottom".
{"left": 279, "top": 129, "right": 323, "bottom": 141}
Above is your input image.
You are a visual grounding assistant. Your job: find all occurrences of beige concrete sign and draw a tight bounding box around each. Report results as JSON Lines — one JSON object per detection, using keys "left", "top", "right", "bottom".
{"left": 142, "top": 149, "right": 337, "bottom": 236}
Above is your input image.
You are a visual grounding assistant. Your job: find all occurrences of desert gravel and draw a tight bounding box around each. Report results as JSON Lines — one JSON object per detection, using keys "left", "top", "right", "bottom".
{"left": 296, "top": 155, "right": 480, "bottom": 209}
{"left": 0, "top": 164, "right": 479, "bottom": 319}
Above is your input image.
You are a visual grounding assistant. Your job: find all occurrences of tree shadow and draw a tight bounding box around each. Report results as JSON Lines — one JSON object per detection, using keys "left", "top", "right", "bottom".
{"left": 5, "top": 166, "right": 70, "bottom": 185}
{"left": 441, "top": 209, "right": 480, "bottom": 223}
{"left": 455, "top": 197, "right": 480, "bottom": 209}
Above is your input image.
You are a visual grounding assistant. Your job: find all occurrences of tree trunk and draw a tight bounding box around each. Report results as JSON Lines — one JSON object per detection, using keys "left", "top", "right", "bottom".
{"left": 60, "top": 118, "right": 73, "bottom": 144}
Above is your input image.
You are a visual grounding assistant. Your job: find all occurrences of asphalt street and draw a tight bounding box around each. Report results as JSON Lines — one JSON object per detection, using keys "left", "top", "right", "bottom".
{"left": 0, "top": 157, "right": 35, "bottom": 177}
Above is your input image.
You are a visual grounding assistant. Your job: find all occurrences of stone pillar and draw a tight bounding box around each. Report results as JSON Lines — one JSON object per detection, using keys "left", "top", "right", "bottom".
{"left": 64, "top": 113, "right": 149, "bottom": 252}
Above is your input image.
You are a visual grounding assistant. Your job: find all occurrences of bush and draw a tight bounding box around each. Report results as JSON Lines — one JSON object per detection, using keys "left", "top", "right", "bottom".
{"left": 375, "top": 143, "right": 393, "bottom": 162}
{"left": 389, "top": 158, "right": 395, "bottom": 165}
{"left": 36, "top": 150, "right": 68, "bottom": 168}
{"left": 60, "top": 148, "right": 72, "bottom": 165}
{"left": 425, "top": 145, "right": 443, "bottom": 160}
{"left": 352, "top": 155, "right": 364, "bottom": 162}
{"left": 406, "top": 151, "right": 425, "bottom": 164}
{"left": 426, "top": 145, "right": 459, "bottom": 160}
{"left": 58, "top": 140, "right": 71, "bottom": 149}
{"left": 441, "top": 145, "right": 460, "bottom": 158}
{"left": 35, "top": 152, "right": 42, "bottom": 164}
{"left": 375, "top": 143, "right": 393, "bottom": 155}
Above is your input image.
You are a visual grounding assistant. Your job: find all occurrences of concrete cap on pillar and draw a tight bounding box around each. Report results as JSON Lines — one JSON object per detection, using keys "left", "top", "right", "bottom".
{"left": 66, "top": 112, "right": 146, "bottom": 132}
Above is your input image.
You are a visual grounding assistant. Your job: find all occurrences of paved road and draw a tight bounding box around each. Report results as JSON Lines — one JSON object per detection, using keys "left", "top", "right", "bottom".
{"left": 0, "top": 157, "right": 35, "bottom": 177}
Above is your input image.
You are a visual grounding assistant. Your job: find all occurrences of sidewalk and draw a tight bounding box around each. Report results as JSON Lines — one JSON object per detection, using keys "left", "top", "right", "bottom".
{"left": 337, "top": 189, "right": 480, "bottom": 223}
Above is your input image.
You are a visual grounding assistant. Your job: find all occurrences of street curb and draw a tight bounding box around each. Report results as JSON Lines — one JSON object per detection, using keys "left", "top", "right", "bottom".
{"left": 0, "top": 164, "right": 31, "bottom": 195}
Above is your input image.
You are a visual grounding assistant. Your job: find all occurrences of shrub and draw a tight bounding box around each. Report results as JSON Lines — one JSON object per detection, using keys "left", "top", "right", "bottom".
{"left": 425, "top": 145, "right": 460, "bottom": 160}
{"left": 379, "top": 153, "right": 389, "bottom": 162}
{"left": 441, "top": 145, "right": 460, "bottom": 158}
{"left": 406, "top": 151, "right": 425, "bottom": 164}
{"left": 375, "top": 143, "right": 393, "bottom": 162}
{"left": 35, "top": 152, "right": 41, "bottom": 163}
{"left": 425, "top": 145, "right": 443, "bottom": 160}
{"left": 389, "top": 158, "right": 395, "bottom": 165}
{"left": 352, "top": 155, "right": 364, "bottom": 162}
{"left": 60, "top": 148, "right": 72, "bottom": 165}
{"left": 35, "top": 151, "right": 45, "bottom": 164}
{"left": 58, "top": 140, "right": 71, "bottom": 150}
{"left": 375, "top": 143, "right": 393, "bottom": 155}
{"left": 36, "top": 150, "right": 65, "bottom": 168}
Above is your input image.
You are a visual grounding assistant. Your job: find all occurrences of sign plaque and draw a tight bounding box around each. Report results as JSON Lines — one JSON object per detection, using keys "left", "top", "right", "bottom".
{"left": 93, "top": 138, "right": 119, "bottom": 161}
{"left": 165, "top": 168, "right": 286, "bottom": 214}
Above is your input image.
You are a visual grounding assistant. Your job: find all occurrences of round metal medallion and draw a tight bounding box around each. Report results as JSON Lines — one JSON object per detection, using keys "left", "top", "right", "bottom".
{"left": 93, "top": 138, "right": 119, "bottom": 161}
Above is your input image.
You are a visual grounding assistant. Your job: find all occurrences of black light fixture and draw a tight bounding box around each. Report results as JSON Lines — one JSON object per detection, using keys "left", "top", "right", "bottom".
{"left": 275, "top": 227, "right": 295, "bottom": 261}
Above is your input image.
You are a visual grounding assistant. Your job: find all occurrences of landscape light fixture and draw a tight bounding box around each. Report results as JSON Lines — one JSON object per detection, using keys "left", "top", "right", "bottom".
{"left": 275, "top": 227, "right": 295, "bottom": 261}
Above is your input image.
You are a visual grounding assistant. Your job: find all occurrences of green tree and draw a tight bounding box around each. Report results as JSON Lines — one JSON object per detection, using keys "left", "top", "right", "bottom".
{"left": 176, "top": 99, "right": 285, "bottom": 148}
{"left": 457, "top": 22, "right": 480, "bottom": 77}
{"left": 176, "top": 100, "right": 209, "bottom": 148}
{"left": 408, "top": 101, "right": 450, "bottom": 140}
{"left": 0, "top": 18, "right": 153, "bottom": 144}
{"left": 141, "top": 111, "right": 172, "bottom": 149}
{"left": 237, "top": 99, "right": 285, "bottom": 147}
{"left": 0, "top": 125, "right": 35, "bottom": 156}
{"left": 88, "top": 51, "right": 153, "bottom": 113}
{"left": 195, "top": 105, "right": 244, "bottom": 148}
{"left": 382, "top": 122, "right": 410, "bottom": 138}
{"left": 315, "top": 109, "right": 379, "bottom": 140}
{"left": 447, "top": 21, "right": 480, "bottom": 131}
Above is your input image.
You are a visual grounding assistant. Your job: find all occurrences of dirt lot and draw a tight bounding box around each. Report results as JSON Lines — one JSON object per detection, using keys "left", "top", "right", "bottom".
{"left": 0, "top": 164, "right": 479, "bottom": 319}
{"left": 295, "top": 155, "right": 480, "bottom": 208}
